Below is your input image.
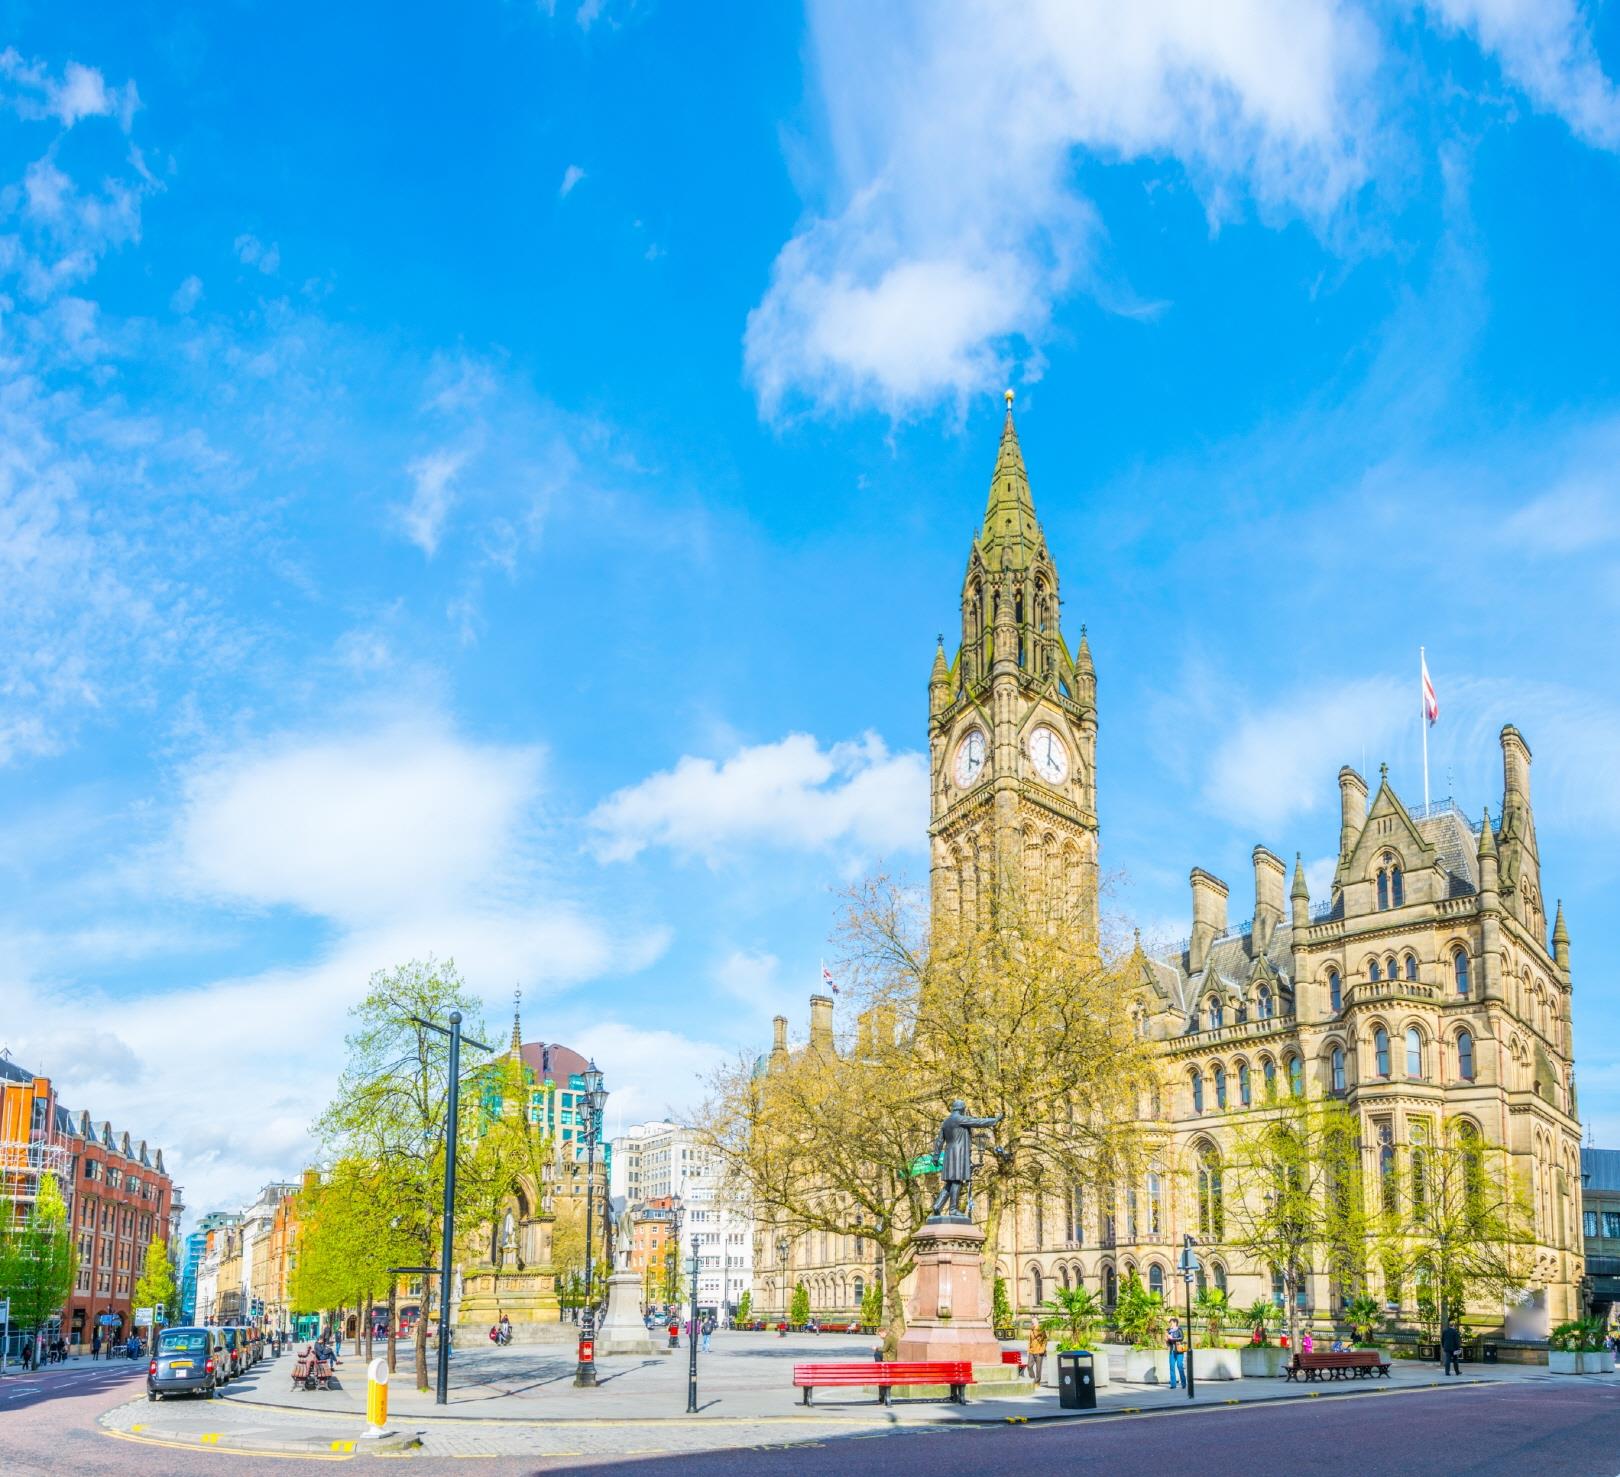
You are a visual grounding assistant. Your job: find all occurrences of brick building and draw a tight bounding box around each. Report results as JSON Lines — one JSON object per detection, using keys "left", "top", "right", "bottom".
{"left": 0, "top": 1052, "right": 179, "bottom": 1349}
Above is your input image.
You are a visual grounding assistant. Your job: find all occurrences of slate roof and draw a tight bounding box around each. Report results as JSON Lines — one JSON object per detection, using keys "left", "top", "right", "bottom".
{"left": 1582, "top": 1147, "right": 1620, "bottom": 1193}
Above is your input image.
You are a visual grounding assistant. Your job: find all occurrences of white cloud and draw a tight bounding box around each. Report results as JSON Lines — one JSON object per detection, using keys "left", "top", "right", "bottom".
{"left": 0, "top": 51, "right": 137, "bottom": 130}
{"left": 588, "top": 731, "right": 927, "bottom": 864}
{"left": 1204, "top": 677, "right": 1408, "bottom": 831}
{"left": 175, "top": 722, "right": 542, "bottom": 923}
{"left": 559, "top": 164, "right": 586, "bottom": 197}
{"left": 400, "top": 448, "right": 465, "bottom": 556}
{"left": 170, "top": 274, "right": 203, "bottom": 314}
{"left": 746, "top": 0, "right": 1381, "bottom": 417}
{"left": 233, "top": 232, "right": 281, "bottom": 274}
{"left": 1429, "top": 0, "right": 1620, "bottom": 150}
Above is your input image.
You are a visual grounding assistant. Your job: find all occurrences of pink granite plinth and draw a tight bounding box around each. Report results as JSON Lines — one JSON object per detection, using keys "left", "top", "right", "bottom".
{"left": 894, "top": 1218, "right": 1003, "bottom": 1365}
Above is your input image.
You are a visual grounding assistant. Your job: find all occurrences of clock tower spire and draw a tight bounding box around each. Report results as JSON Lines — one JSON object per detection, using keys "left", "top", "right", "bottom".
{"left": 928, "top": 394, "right": 1098, "bottom": 936}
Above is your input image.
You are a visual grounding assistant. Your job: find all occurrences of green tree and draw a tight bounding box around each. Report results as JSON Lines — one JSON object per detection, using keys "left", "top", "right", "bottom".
{"left": 462, "top": 1047, "right": 557, "bottom": 1275}
{"left": 1036, "top": 1283, "right": 1104, "bottom": 1351}
{"left": 991, "top": 1274, "right": 1013, "bottom": 1333}
{"left": 1111, "top": 1271, "right": 1168, "bottom": 1349}
{"left": 789, "top": 1282, "right": 810, "bottom": 1328}
{"left": 859, "top": 1281, "right": 882, "bottom": 1328}
{"left": 1192, "top": 1285, "right": 1229, "bottom": 1349}
{"left": 1241, "top": 1296, "right": 1280, "bottom": 1343}
{"left": 1342, "top": 1293, "right": 1383, "bottom": 1347}
{"left": 0, "top": 1172, "right": 77, "bottom": 1351}
{"left": 133, "top": 1237, "right": 178, "bottom": 1346}
{"left": 1220, "top": 1096, "right": 1373, "bottom": 1355}
{"left": 736, "top": 1290, "right": 752, "bottom": 1324}
{"left": 313, "top": 957, "right": 488, "bottom": 1391}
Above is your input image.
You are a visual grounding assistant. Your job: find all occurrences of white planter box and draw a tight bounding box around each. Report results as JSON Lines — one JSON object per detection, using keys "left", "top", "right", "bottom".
{"left": 1591, "top": 1350, "right": 1617, "bottom": 1373}
{"left": 1122, "top": 1349, "right": 1171, "bottom": 1384}
{"left": 1240, "top": 1344, "right": 1287, "bottom": 1377}
{"left": 1190, "top": 1347, "right": 1243, "bottom": 1380}
{"left": 1548, "top": 1350, "right": 1584, "bottom": 1374}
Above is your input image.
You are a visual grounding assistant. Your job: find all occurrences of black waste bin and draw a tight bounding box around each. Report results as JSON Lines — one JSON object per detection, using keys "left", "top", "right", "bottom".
{"left": 1482, "top": 1343, "right": 1498, "bottom": 1364}
{"left": 1057, "top": 1349, "right": 1097, "bottom": 1410}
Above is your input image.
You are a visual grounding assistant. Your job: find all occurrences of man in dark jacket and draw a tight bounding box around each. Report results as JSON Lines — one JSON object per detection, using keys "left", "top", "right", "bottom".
{"left": 1440, "top": 1320, "right": 1463, "bottom": 1376}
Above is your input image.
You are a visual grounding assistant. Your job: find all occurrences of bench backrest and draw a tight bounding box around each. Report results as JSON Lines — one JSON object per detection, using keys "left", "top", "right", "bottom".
{"left": 793, "top": 1361, "right": 973, "bottom": 1381}
{"left": 1298, "top": 1350, "right": 1380, "bottom": 1366}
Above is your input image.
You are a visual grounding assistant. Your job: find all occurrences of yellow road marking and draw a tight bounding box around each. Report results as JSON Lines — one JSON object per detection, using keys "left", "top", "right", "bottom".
{"left": 101, "top": 1426, "right": 350, "bottom": 1461}
{"left": 331, "top": 1440, "right": 356, "bottom": 1452}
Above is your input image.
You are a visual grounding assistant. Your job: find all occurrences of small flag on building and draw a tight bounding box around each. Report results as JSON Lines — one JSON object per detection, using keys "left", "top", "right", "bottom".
{"left": 1421, "top": 651, "right": 1439, "bottom": 727}
{"left": 820, "top": 961, "right": 839, "bottom": 994}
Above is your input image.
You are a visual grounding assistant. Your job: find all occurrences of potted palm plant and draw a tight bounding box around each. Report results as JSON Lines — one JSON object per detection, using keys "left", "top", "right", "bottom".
{"left": 1191, "top": 1286, "right": 1241, "bottom": 1379}
{"left": 1239, "top": 1298, "right": 1285, "bottom": 1376}
{"left": 1548, "top": 1318, "right": 1611, "bottom": 1374}
{"left": 1343, "top": 1294, "right": 1383, "bottom": 1350}
{"left": 1112, "top": 1273, "right": 1171, "bottom": 1383}
{"left": 1035, "top": 1285, "right": 1109, "bottom": 1389}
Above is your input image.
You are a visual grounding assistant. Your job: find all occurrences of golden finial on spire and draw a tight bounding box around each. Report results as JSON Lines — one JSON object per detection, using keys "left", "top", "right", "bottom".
{"left": 1004, "top": 387, "right": 1014, "bottom": 409}
{"left": 509, "top": 986, "right": 523, "bottom": 1055}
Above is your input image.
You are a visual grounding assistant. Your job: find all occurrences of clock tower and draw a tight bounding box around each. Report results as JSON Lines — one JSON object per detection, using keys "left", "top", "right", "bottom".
{"left": 928, "top": 394, "right": 1098, "bottom": 935}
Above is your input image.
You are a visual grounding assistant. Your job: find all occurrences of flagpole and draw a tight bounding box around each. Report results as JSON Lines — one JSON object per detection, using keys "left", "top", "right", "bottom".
{"left": 1420, "top": 646, "right": 1430, "bottom": 811}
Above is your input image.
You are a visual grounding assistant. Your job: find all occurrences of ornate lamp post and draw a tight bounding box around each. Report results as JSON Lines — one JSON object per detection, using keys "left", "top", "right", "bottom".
{"left": 573, "top": 1060, "right": 608, "bottom": 1387}
{"left": 776, "top": 1235, "right": 790, "bottom": 1336}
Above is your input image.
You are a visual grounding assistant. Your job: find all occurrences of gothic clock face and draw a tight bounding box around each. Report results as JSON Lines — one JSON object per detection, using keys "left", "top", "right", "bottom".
{"left": 954, "top": 729, "right": 987, "bottom": 788}
{"left": 1028, "top": 724, "right": 1069, "bottom": 784}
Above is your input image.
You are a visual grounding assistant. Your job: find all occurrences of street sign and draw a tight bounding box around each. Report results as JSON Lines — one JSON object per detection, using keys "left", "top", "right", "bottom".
{"left": 0, "top": 1298, "right": 9, "bottom": 1320}
{"left": 134, "top": 1306, "right": 154, "bottom": 1326}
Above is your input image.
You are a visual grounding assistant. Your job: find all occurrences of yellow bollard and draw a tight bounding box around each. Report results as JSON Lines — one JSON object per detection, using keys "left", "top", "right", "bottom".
{"left": 363, "top": 1356, "right": 389, "bottom": 1438}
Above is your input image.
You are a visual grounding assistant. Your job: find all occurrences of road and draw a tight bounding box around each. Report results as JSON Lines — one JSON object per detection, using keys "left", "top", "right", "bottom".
{"left": 3, "top": 1359, "right": 1618, "bottom": 1474}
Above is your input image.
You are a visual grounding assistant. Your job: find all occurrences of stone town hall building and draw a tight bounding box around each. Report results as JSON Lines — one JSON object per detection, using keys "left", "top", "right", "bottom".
{"left": 759, "top": 402, "right": 1584, "bottom": 1334}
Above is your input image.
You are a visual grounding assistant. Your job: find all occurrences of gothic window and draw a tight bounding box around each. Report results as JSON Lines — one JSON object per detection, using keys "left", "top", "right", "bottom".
{"left": 1257, "top": 986, "right": 1273, "bottom": 1020}
{"left": 1212, "top": 1262, "right": 1227, "bottom": 1292}
{"left": 1191, "top": 1070, "right": 1204, "bottom": 1114}
{"left": 1385, "top": 955, "right": 1398, "bottom": 980}
{"left": 1378, "top": 1123, "right": 1397, "bottom": 1211}
{"left": 1208, "top": 998, "right": 1223, "bottom": 1030}
{"left": 1238, "top": 1063, "right": 1252, "bottom": 1107}
{"left": 1126, "top": 1188, "right": 1139, "bottom": 1239}
{"left": 1329, "top": 970, "right": 1342, "bottom": 1011}
{"left": 1287, "top": 1056, "right": 1304, "bottom": 1097}
{"left": 1391, "top": 866, "right": 1404, "bottom": 906}
{"left": 1331, "top": 1047, "right": 1346, "bottom": 1094}
{"left": 1262, "top": 1057, "right": 1277, "bottom": 1097}
{"left": 1405, "top": 1028, "right": 1424, "bottom": 1079}
{"left": 1214, "top": 1065, "right": 1228, "bottom": 1110}
{"left": 1197, "top": 1153, "right": 1224, "bottom": 1239}
{"left": 1031, "top": 1266, "right": 1042, "bottom": 1306}
{"left": 1104, "top": 1265, "right": 1117, "bottom": 1306}
{"left": 1374, "top": 1028, "right": 1390, "bottom": 1077}
{"left": 1069, "top": 1184, "right": 1084, "bottom": 1245}
{"left": 1453, "top": 949, "right": 1470, "bottom": 996}
{"left": 1457, "top": 1029, "right": 1476, "bottom": 1081}
{"left": 1411, "top": 1126, "right": 1428, "bottom": 1212}
{"left": 1271, "top": 1266, "right": 1286, "bottom": 1306}
{"left": 1148, "top": 1172, "right": 1163, "bottom": 1235}
{"left": 1404, "top": 954, "right": 1418, "bottom": 981}
{"left": 1377, "top": 870, "right": 1389, "bottom": 910}
{"left": 1369, "top": 959, "right": 1382, "bottom": 982}
{"left": 1149, "top": 1263, "right": 1165, "bottom": 1295}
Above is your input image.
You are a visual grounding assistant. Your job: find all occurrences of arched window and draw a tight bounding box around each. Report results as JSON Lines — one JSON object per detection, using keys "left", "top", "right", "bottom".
{"left": 1214, "top": 1065, "right": 1228, "bottom": 1109}
{"left": 1391, "top": 866, "right": 1404, "bottom": 906}
{"left": 1329, "top": 970, "right": 1342, "bottom": 1012}
{"left": 1411, "top": 1127, "right": 1428, "bottom": 1212}
{"left": 1148, "top": 1172, "right": 1163, "bottom": 1235}
{"left": 1453, "top": 949, "right": 1470, "bottom": 996}
{"left": 1031, "top": 1267, "right": 1042, "bottom": 1306}
{"left": 1406, "top": 1027, "right": 1424, "bottom": 1079}
{"left": 1271, "top": 1266, "right": 1286, "bottom": 1306}
{"left": 1378, "top": 1123, "right": 1397, "bottom": 1211}
{"left": 1104, "top": 1265, "right": 1117, "bottom": 1306}
{"left": 1191, "top": 1069, "right": 1204, "bottom": 1114}
{"left": 853, "top": 1275, "right": 864, "bottom": 1309}
{"left": 1262, "top": 1057, "right": 1277, "bottom": 1096}
{"left": 1257, "top": 986, "right": 1273, "bottom": 1020}
{"left": 1238, "top": 1062, "right": 1252, "bottom": 1107}
{"left": 1213, "top": 1263, "right": 1227, "bottom": 1292}
{"left": 1197, "top": 1153, "right": 1224, "bottom": 1239}
{"left": 1288, "top": 1056, "right": 1304, "bottom": 1097}
{"left": 1374, "top": 1028, "right": 1390, "bottom": 1077}
{"left": 1377, "top": 870, "right": 1389, "bottom": 910}
{"left": 1148, "top": 1264, "right": 1164, "bottom": 1296}
{"left": 1458, "top": 1029, "right": 1476, "bottom": 1081}
{"left": 1208, "top": 998, "right": 1223, "bottom": 1030}
{"left": 1404, "top": 955, "right": 1418, "bottom": 980}
{"left": 1331, "top": 1047, "right": 1346, "bottom": 1094}
{"left": 1069, "top": 1183, "right": 1084, "bottom": 1245}
{"left": 1385, "top": 955, "right": 1398, "bottom": 981}
{"left": 1369, "top": 959, "right": 1382, "bottom": 982}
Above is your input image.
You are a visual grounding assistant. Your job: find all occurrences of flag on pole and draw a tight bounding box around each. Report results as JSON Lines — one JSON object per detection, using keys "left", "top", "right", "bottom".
{"left": 1421, "top": 652, "right": 1439, "bottom": 727}
{"left": 820, "top": 961, "right": 839, "bottom": 994}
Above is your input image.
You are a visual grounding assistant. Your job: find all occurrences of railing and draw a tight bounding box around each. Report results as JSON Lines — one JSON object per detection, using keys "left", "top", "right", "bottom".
{"left": 1309, "top": 898, "right": 1341, "bottom": 922}
{"left": 1175, "top": 1013, "right": 1295, "bottom": 1047}
{"left": 1407, "top": 797, "right": 1498, "bottom": 832}
{"left": 1165, "top": 918, "right": 1253, "bottom": 957}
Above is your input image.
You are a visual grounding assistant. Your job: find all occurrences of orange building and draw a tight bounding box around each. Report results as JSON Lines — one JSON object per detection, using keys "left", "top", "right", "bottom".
{"left": 630, "top": 1196, "right": 679, "bottom": 1300}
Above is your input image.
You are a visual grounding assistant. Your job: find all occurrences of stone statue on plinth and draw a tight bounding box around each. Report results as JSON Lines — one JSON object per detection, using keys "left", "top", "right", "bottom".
{"left": 928, "top": 1099, "right": 1002, "bottom": 1220}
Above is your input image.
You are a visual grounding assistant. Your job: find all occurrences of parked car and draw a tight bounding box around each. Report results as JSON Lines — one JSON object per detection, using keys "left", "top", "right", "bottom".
{"left": 217, "top": 1325, "right": 243, "bottom": 1378}
{"left": 148, "top": 1327, "right": 222, "bottom": 1401}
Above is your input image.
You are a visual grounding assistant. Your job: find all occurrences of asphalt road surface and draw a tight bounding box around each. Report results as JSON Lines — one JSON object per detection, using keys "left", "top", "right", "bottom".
{"left": 3, "top": 1362, "right": 1618, "bottom": 1474}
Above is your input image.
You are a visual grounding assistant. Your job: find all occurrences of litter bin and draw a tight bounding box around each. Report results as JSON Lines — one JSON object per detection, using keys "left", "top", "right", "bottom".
{"left": 1057, "top": 1349, "right": 1096, "bottom": 1410}
{"left": 1482, "top": 1343, "right": 1498, "bottom": 1364}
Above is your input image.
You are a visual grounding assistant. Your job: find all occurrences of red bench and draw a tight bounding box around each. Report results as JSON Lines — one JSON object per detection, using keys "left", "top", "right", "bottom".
{"left": 792, "top": 1360, "right": 975, "bottom": 1405}
{"left": 1285, "top": 1350, "right": 1390, "bottom": 1382}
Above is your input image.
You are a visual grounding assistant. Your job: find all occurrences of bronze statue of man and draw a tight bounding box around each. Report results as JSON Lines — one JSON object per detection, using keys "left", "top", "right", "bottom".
{"left": 929, "top": 1100, "right": 1002, "bottom": 1219}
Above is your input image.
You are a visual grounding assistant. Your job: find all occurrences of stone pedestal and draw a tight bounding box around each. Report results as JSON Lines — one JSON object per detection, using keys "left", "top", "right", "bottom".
{"left": 596, "top": 1270, "right": 657, "bottom": 1356}
{"left": 894, "top": 1218, "right": 1003, "bottom": 1365}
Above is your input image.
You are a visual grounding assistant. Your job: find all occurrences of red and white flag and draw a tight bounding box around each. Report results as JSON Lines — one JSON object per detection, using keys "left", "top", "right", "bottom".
{"left": 1421, "top": 651, "right": 1439, "bottom": 727}
{"left": 820, "top": 961, "right": 839, "bottom": 994}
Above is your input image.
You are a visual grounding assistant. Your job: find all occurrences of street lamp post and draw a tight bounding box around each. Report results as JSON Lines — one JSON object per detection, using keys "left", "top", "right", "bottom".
{"left": 1177, "top": 1235, "right": 1198, "bottom": 1401}
{"left": 409, "top": 1010, "right": 493, "bottom": 1406}
{"left": 574, "top": 1060, "right": 608, "bottom": 1388}
{"left": 686, "top": 1248, "right": 701, "bottom": 1413}
{"left": 776, "top": 1236, "right": 790, "bottom": 1336}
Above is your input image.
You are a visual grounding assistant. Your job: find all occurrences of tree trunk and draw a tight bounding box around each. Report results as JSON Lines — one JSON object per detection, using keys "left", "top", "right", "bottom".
{"left": 415, "top": 1285, "right": 430, "bottom": 1392}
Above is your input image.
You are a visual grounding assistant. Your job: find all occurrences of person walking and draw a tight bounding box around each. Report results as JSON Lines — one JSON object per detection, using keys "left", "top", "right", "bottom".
{"left": 1026, "top": 1319, "right": 1048, "bottom": 1384}
{"left": 1441, "top": 1319, "right": 1463, "bottom": 1376}
{"left": 701, "top": 1315, "right": 714, "bottom": 1353}
{"left": 1166, "top": 1317, "right": 1186, "bottom": 1390}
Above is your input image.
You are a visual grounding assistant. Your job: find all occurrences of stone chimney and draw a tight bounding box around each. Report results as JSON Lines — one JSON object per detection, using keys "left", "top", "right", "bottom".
{"left": 1188, "top": 868, "right": 1229, "bottom": 975}
{"left": 1500, "top": 724, "right": 1532, "bottom": 802}
{"left": 770, "top": 1014, "right": 789, "bottom": 1064}
{"left": 1338, "top": 767, "right": 1368, "bottom": 859}
{"left": 809, "top": 994, "right": 835, "bottom": 1052}
{"left": 1252, "top": 846, "right": 1286, "bottom": 951}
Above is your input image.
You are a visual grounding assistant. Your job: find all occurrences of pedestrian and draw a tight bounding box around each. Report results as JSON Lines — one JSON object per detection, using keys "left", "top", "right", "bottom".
{"left": 1440, "top": 1319, "right": 1462, "bottom": 1376}
{"left": 21, "top": 1337, "right": 33, "bottom": 1371}
{"left": 701, "top": 1315, "right": 713, "bottom": 1353}
{"left": 1166, "top": 1317, "right": 1186, "bottom": 1390}
{"left": 92, "top": 1329, "right": 101, "bottom": 1360}
{"left": 334, "top": 1327, "right": 343, "bottom": 1358}
{"left": 1026, "top": 1319, "right": 1048, "bottom": 1383}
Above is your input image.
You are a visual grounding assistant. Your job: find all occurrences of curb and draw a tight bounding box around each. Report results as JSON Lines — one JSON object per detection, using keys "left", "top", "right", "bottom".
{"left": 106, "top": 1417, "right": 422, "bottom": 1459}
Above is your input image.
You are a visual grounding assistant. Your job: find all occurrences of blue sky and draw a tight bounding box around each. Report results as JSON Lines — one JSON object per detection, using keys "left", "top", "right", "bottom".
{"left": 4, "top": 2, "right": 1620, "bottom": 1218}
